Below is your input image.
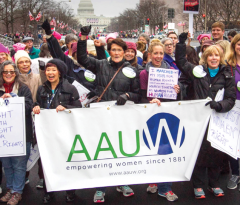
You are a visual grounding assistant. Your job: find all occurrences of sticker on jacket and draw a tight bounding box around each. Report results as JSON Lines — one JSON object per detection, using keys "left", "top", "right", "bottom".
{"left": 84, "top": 70, "right": 96, "bottom": 82}
{"left": 122, "top": 67, "right": 136, "bottom": 78}
{"left": 193, "top": 65, "right": 207, "bottom": 78}
{"left": 237, "top": 81, "right": 240, "bottom": 92}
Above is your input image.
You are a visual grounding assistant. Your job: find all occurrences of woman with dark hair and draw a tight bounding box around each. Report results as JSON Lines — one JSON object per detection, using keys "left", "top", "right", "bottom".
{"left": 186, "top": 46, "right": 200, "bottom": 65}
{"left": 228, "top": 30, "right": 237, "bottom": 42}
{"left": 39, "top": 43, "right": 51, "bottom": 58}
{"left": 142, "top": 51, "right": 149, "bottom": 68}
{"left": 33, "top": 59, "right": 82, "bottom": 203}
{"left": 77, "top": 26, "right": 140, "bottom": 203}
{"left": 0, "top": 61, "right": 33, "bottom": 205}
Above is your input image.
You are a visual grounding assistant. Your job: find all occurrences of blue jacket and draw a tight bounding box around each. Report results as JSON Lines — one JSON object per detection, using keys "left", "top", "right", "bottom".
{"left": 163, "top": 54, "right": 181, "bottom": 75}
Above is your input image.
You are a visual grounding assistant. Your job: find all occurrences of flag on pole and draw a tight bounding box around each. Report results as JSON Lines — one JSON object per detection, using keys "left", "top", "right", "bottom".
{"left": 28, "top": 11, "right": 35, "bottom": 21}
{"left": 65, "top": 23, "right": 68, "bottom": 28}
{"left": 52, "top": 17, "right": 57, "bottom": 27}
{"left": 35, "top": 11, "right": 42, "bottom": 22}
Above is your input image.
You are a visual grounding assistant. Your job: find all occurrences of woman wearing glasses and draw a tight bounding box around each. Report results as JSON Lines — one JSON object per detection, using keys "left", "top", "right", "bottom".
{"left": 0, "top": 61, "right": 33, "bottom": 205}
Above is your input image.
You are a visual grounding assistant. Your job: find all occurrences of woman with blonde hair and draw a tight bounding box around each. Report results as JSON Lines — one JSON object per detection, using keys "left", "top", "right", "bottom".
{"left": 225, "top": 33, "right": 240, "bottom": 190}
{"left": 215, "top": 40, "right": 230, "bottom": 60}
{"left": 0, "top": 43, "right": 11, "bottom": 64}
{"left": 176, "top": 32, "right": 235, "bottom": 199}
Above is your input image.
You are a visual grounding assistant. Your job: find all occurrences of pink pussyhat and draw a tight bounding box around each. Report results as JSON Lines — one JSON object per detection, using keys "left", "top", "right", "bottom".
{"left": 197, "top": 34, "right": 211, "bottom": 43}
{"left": 53, "top": 31, "right": 62, "bottom": 40}
{"left": 0, "top": 43, "right": 10, "bottom": 54}
{"left": 13, "top": 43, "right": 26, "bottom": 52}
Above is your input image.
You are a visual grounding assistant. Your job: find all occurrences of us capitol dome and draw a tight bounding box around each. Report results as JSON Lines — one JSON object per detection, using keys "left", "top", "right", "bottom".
{"left": 77, "top": 0, "right": 112, "bottom": 34}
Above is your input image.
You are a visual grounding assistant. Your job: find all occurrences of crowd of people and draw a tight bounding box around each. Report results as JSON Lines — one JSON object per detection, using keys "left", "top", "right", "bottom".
{"left": 0, "top": 19, "right": 239, "bottom": 205}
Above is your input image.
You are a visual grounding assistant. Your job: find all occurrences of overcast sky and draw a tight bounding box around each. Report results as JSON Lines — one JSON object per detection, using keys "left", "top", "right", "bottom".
{"left": 55, "top": 0, "right": 139, "bottom": 17}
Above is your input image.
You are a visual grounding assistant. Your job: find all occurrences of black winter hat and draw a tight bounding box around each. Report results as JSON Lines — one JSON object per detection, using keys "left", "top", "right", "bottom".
{"left": 46, "top": 59, "right": 67, "bottom": 76}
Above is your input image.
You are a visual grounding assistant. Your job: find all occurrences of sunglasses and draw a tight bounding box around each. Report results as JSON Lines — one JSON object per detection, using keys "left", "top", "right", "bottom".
{"left": 2, "top": 71, "right": 15, "bottom": 75}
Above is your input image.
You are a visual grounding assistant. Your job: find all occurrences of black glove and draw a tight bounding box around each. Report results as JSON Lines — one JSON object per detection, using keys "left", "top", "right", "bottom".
{"left": 87, "top": 91, "right": 96, "bottom": 99}
{"left": 81, "top": 25, "right": 92, "bottom": 36}
{"left": 205, "top": 101, "right": 222, "bottom": 112}
{"left": 41, "top": 19, "right": 52, "bottom": 35}
{"left": 38, "top": 60, "right": 45, "bottom": 70}
{"left": 116, "top": 94, "right": 129, "bottom": 105}
{"left": 179, "top": 32, "right": 188, "bottom": 44}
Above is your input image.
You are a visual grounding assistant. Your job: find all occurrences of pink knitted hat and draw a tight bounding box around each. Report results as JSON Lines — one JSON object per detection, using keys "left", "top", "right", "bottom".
{"left": 126, "top": 42, "right": 137, "bottom": 55}
{"left": 106, "top": 33, "right": 117, "bottom": 43}
{"left": 53, "top": 31, "right": 62, "bottom": 40}
{"left": 13, "top": 43, "right": 26, "bottom": 52}
{"left": 0, "top": 43, "right": 9, "bottom": 54}
{"left": 197, "top": 34, "right": 211, "bottom": 43}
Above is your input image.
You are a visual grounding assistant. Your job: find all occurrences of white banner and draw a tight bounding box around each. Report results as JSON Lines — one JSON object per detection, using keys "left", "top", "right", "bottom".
{"left": 35, "top": 100, "right": 211, "bottom": 192}
{"left": 27, "top": 144, "right": 40, "bottom": 171}
{"left": 0, "top": 97, "right": 26, "bottom": 157}
{"left": 208, "top": 100, "right": 240, "bottom": 159}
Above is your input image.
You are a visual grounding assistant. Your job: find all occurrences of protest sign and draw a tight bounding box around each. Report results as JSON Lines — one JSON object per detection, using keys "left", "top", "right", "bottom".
{"left": 147, "top": 67, "right": 179, "bottom": 100}
{"left": 0, "top": 97, "right": 26, "bottom": 157}
{"left": 27, "top": 144, "right": 40, "bottom": 171}
{"left": 35, "top": 100, "right": 211, "bottom": 192}
{"left": 72, "top": 81, "right": 90, "bottom": 107}
{"left": 208, "top": 100, "right": 240, "bottom": 159}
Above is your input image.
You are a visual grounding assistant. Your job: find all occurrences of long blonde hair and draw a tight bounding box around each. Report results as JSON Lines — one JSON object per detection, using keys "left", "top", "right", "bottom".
{"left": 227, "top": 33, "right": 240, "bottom": 67}
{"left": 148, "top": 42, "right": 164, "bottom": 53}
{"left": 215, "top": 40, "right": 230, "bottom": 60}
{"left": 199, "top": 45, "right": 226, "bottom": 66}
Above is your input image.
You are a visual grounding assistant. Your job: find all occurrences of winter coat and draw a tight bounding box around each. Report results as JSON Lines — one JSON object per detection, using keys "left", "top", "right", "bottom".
{"left": 46, "top": 35, "right": 96, "bottom": 91}
{"left": 77, "top": 39, "right": 140, "bottom": 103}
{"left": 176, "top": 42, "right": 236, "bottom": 167}
{"left": 19, "top": 72, "right": 42, "bottom": 103}
{"left": 163, "top": 53, "right": 180, "bottom": 74}
{"left": 29, "top": 46, "right": 40, "bottom": 59}
{"left": 35, "top": 78, "right": 82, "bottom": 109}
{"left": 0, "top": 83, "right": 33, "bottom": 143}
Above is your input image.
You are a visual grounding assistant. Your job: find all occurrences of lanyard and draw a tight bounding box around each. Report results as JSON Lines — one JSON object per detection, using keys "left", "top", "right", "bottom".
{"left": 47, "top": 89, "right": 58, "bottom": 109}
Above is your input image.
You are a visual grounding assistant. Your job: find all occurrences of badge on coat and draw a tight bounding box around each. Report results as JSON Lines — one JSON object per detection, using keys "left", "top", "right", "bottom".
{"left": 193, "top": 65, "right": 207, "bottom": 78}
{"left": 122, "top": 67, "right": 136, "bottom": 78}
{"left": 237, "top": 81, "right": 240, "bottom": 92}
{"left": 84, "top": 70, "right": 96, "bottom": 82}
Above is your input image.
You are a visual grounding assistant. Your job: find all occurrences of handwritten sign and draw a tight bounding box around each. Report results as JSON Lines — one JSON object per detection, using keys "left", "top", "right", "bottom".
{"left": 72, "top": 80, "right": 90, "bottom": 108}
{"left": 0, "top": 97, "right": 26, "bottom": 157}
{"left": 207, "top": 100, "right": 240, "bottom": 159}
{"left": 27, "top": 144, "right": 40, "bottom": 171}
{"left": 147, "top": 67, "right": 179, "bottom": 100}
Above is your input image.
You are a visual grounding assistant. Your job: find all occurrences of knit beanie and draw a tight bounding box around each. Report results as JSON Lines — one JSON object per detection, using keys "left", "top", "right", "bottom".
{"left": 126, "top": 42, "right": 137, "bottom": 55}
{"left": 201, "top": 40, "right": 214, "bottom": 52}
{"left": 87, "top": 40, "right": 96, "bottom": 52}
{"left": 71, "top": 42, "right": 77, "bottom": 57}
{"left": 14, "top": 50, "right": 31, "bottom": 65}
{"left": 13, "top": 43, "right": 26, "bottom": 52}
{"left": 52, "top": 31, "right": 62, "bottom": 40}
{"left": 106, "top": 33, "right": 117, "bottom": 43}
{"left": 46, "top": 59, "right": 67, "bottom": 76}
{"left": 0, "top": 43, "right": 10, "bottom": 54}
{"left": 197, "top": 34, "right": 211, "bottom": 43}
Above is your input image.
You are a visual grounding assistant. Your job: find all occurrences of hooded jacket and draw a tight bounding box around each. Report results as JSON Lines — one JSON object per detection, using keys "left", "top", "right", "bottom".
{"left": 77, "top": 39, "right": 140, "bottom": 103}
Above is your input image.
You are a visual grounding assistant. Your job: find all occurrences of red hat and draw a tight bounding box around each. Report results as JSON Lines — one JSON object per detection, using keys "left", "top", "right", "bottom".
{"left": 126, "top": 42, "right": 137, "bottom": 55}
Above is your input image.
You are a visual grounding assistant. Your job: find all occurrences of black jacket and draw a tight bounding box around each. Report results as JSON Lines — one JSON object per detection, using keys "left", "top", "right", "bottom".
{"left": 35, "top": 78, "right": 82, "bottom": 109}
{"left": 46, "top": 35, "right": 96, "bottom": 91}
{"left": 77, "top": 39, "right": 140, "bottom": 103}
{"left": 175, "top": 42, "right": 236, "bottom": 113}
{"left": 0, "top": 84, "right": 33, "bottom": 143}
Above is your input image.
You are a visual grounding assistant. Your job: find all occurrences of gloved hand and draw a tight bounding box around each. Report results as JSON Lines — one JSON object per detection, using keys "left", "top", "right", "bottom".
{"left": 81, "top": 25, "right": 92, "bottom": 36}
{"left": 41, "top": 19, "right": 52, "bottom": 35}
{"left": 205, "top": 101, "right": 222, "bottom": 112}
{"left": 38, "top": 60, "right": 45, "bottom": 70}
{"left": 87, "top": 91, "right": 96, "bottom": 99}
{"left": 179, "top": 32, "right": 188, "bottom": 44}
{"left": 116, "top": 94, "right": 129, "bottom": 105}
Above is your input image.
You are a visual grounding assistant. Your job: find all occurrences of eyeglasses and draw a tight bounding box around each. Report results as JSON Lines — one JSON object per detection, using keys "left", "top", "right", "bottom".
{"left": 2, "top": 71, "right": 15, "bottom": 75}
{"left": 165, "top": 44, "right": 173, "bottom": 47}
{"left": 17, "top": 60, "right": 31, "bottom": 65}
{"left": 111, "top": 49, "right": 124, "bottom": 53}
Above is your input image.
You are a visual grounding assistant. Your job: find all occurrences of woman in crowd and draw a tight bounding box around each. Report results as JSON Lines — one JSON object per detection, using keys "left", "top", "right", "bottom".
{"left": 198, "top": 40, "right": 214, "bottom": 58}
{"left": 161, "top": 38, "right": 180, "bottom": 74}
{"left": 226, "top": 33, "right": 240, "bottom": 190}
{"left": 196, "top": 34, "right": 211, "bottom": 57}
{"left": 227, "top": 30, "right": 237, "bottom": 42}
{"left": 142, "top": 51, "right": 149, "bottom": 68}
{"left": 176, "top": 32, "right": 236, "bottom": 199}
{"left": 0, "top": 61, "right": 33, "bottom": 205}
{"left": 125, "top": 42, "right": 143, "bottom": 72}
{"left": 41, "top": 20, "right": 96, "bottom": 92}
{"left": 138, "top": 33, "right": 150, "bottom": 49}
{"left": 64, "top": 34, "right": 78, "bottom": 58}
{"left": 77, "top": 26, "right": 140, "bottom": 203}
{"left": 0, "top": 43, "right": 12, "bottom": 194}
{"left": 139, "top": 41, "right": 180, "bottom": 202}
{"left": 215, "top": 40, "right": 230, "bottom": 60}
{"left": 33, "top": 59, "right": 82, "bottom": 203}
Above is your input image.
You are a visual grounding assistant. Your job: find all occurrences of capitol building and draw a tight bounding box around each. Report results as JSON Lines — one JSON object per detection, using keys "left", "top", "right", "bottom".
{"left": 77, "top": 0, "right": 112, "bottom": 33}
